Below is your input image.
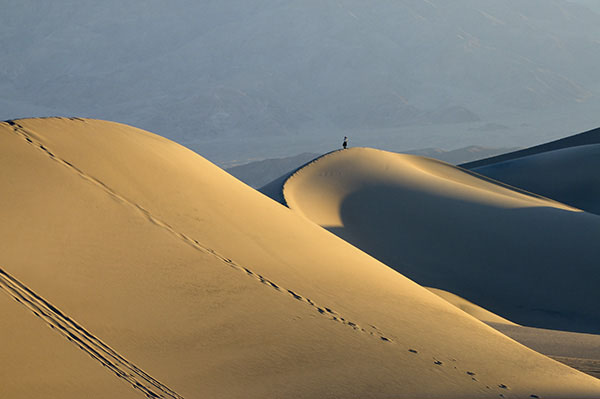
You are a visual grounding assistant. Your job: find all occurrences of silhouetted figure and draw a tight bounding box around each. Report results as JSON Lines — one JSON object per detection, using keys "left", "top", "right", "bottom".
{"left": 342, "top": 136, "right": 348, "bottom": 149}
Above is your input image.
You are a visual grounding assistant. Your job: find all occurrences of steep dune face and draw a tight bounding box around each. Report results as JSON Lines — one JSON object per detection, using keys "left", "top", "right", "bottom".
{"left": 2, "top": 119, "right": 600, "bottom": 398}
{"left": 426, "top": 288, "right": 518, "bottom": 326}
{"left": 280, "top": 148, "right": 600, "bottom": 334}
{"left": 461, "top": 126, "right": 600, "bottom": 215}
{"left": 471, "top": 144, "right": 600, "bottom": 215}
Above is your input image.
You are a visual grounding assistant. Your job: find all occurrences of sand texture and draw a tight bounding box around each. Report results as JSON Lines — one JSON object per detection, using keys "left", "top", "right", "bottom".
{"left": 489, "top": 322, "right": 600, "bottom": 379}
{"left": 276, "top": 147, "right": 600, "bottom": 334}
{"left": 427, "top": 287, "right": 518, "bottom": 326}
{"left": 2, "top": 118, "right": 600, "bottom": 398}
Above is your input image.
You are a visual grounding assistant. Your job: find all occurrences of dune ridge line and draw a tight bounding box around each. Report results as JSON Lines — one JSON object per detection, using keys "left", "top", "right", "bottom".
{"left": 284, "top": 147, "right": 578, "bottom": 212}
{"left": 4, "top": 118, "right": 600, "bottom": 397}
{"left": 0, "top": 267, "right": 183, "bottom": 399}
{"left": 280, "top": 149, "right": 342, "bottom": 207}
{"left": 4, "top": 119, "right": 391, "bottom": 342}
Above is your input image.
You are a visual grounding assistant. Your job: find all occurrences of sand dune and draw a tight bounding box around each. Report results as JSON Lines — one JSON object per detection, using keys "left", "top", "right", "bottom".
{"left": 470, "top": 144, "right": 600, "bottom": 215}
{"left": 0, "top": 277, "right": 141, "bottom": 399}
{"left": 426, "top": 287, "right": 518, "bottom": 326}
{"left": 423, "top": 287, "right": 600, "bottom": 379}
{"left": 461, "top": 126, "right": 600, "bottom": 215}
{"left": 462, "top": 125, "right": 600, "bottom": 169}
{"left": 424, "top": 288, "right": 600, "bottom": 379}
{"left": 490, "top": 322, "right": 600, "bottom": 379}
{"left": 490, "top": 322, "right": 600, "bottom": 362}
{"left": 272, "top": 147, "right": 600, "bottom": 334}
{"left": 2, "top": 118, "right": 600, "bottom": 398}
{"left": 227, "top": 146, "right": 518, "bottom": 188}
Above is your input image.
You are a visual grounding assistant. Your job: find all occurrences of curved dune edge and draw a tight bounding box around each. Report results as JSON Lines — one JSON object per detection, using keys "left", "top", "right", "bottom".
{"left": 426, "top": 287, "right": 518, "bottom": 326}
{"left": 2, "top": 118, "right": 600, "bottom": 398}
{"left": 460, "top": 128, "right": 600, "bottom": 169}
{"left": 281, "top": 147, "right": 579, "bottom": 228}
{"left": 278, "top": 147, "right": 600, "bottom": 334}
{"left": 461, "top": 125, "right": 600, "bottom": 169}
{"left": 471, "top": 143, "right": 600, "bottom": 215}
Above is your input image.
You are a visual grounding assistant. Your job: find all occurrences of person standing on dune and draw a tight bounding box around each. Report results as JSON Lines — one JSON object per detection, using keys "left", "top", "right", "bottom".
{"left": 342, "top": 136, "right": 348, "bottom": 149}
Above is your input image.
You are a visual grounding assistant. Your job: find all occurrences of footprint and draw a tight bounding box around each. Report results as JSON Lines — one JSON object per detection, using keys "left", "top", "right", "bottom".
{"left": 287, "top": 290, "right": 302, "bottom": 300}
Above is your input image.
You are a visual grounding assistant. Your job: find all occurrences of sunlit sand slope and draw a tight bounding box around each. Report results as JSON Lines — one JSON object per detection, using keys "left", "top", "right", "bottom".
{"left": 426, "top": 288, "right": 517, "bottom": 326}
{"left": 471, "top": 144, "right": 600, "bottom": 215}
{"left": 2, "top": 118, "right": 600, "bottom": 398}
{"left": 490, "top": 322, "right": 600, "bottom": 380}
{"left": 279, "top": 147, "right": 600, "bottom": 334}
{"left": 0, "top": 287, "right": 140, "bottom": 399}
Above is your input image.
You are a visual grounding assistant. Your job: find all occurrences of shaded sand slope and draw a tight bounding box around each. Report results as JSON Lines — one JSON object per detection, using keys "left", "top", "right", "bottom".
{"left": 2, "top": 119, "right": 600, "bottom": 398}
{"left": 425, "top": 289, "right": 600, "bottom": 379}
{"left": 423, "top": 288, "right": 600, "bottom": 379}
{"left": 490, "top": 323, "right": 600, "bottom": 379}
{"left": 461, "top": 125, "right": 600, "bottom": 169}
{"left": 490, "top": 322, "right": 600, "bottom": 362}
{"left": 277, "top": 147, "right": 600, "bottom": 334}
{"left": 470, "top": 144, "right": 600, "bottom": 215}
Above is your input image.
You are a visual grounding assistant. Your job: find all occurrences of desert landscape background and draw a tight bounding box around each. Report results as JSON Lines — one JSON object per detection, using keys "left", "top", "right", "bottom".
{"left": 3, "top": 0, "right": 600, "bottom": 166}
{"left": 3, "top": 1, "right": 600, "bottom": 397}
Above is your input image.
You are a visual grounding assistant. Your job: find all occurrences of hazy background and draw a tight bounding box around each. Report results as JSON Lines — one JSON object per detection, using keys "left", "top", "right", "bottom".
{"left": 2, "top": 0, "right": 600, "bottom": 166}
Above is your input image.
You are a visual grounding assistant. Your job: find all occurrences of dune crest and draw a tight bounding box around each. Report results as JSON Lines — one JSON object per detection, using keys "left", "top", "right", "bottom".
{"left": 2, "top": 119, "right": 600, "bottom": 398}
{"left": 276, "top": 147, "right": 600, "bottom": 334}
{"left": 461, "top": 126, "right": 600, "bottom": 215}
{"left": 471, "top": 144, "right": 600, "bottom": 215}
{"left": 426, "top": 287, "right": 518, "bottom": 326}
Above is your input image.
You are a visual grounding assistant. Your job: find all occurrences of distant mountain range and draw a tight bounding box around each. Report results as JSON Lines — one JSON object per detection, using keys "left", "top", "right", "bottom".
{"left": 406, "top": 145, "right": 521, "bottom": 166}
{"left": 2, "top": 0, "right": 600, "bottom": 164}
{"left": 227, "top": 153, "right": 321, "bottom": 189}
{"left": 227, "top": 146, "right": 519, "bottom": 188}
